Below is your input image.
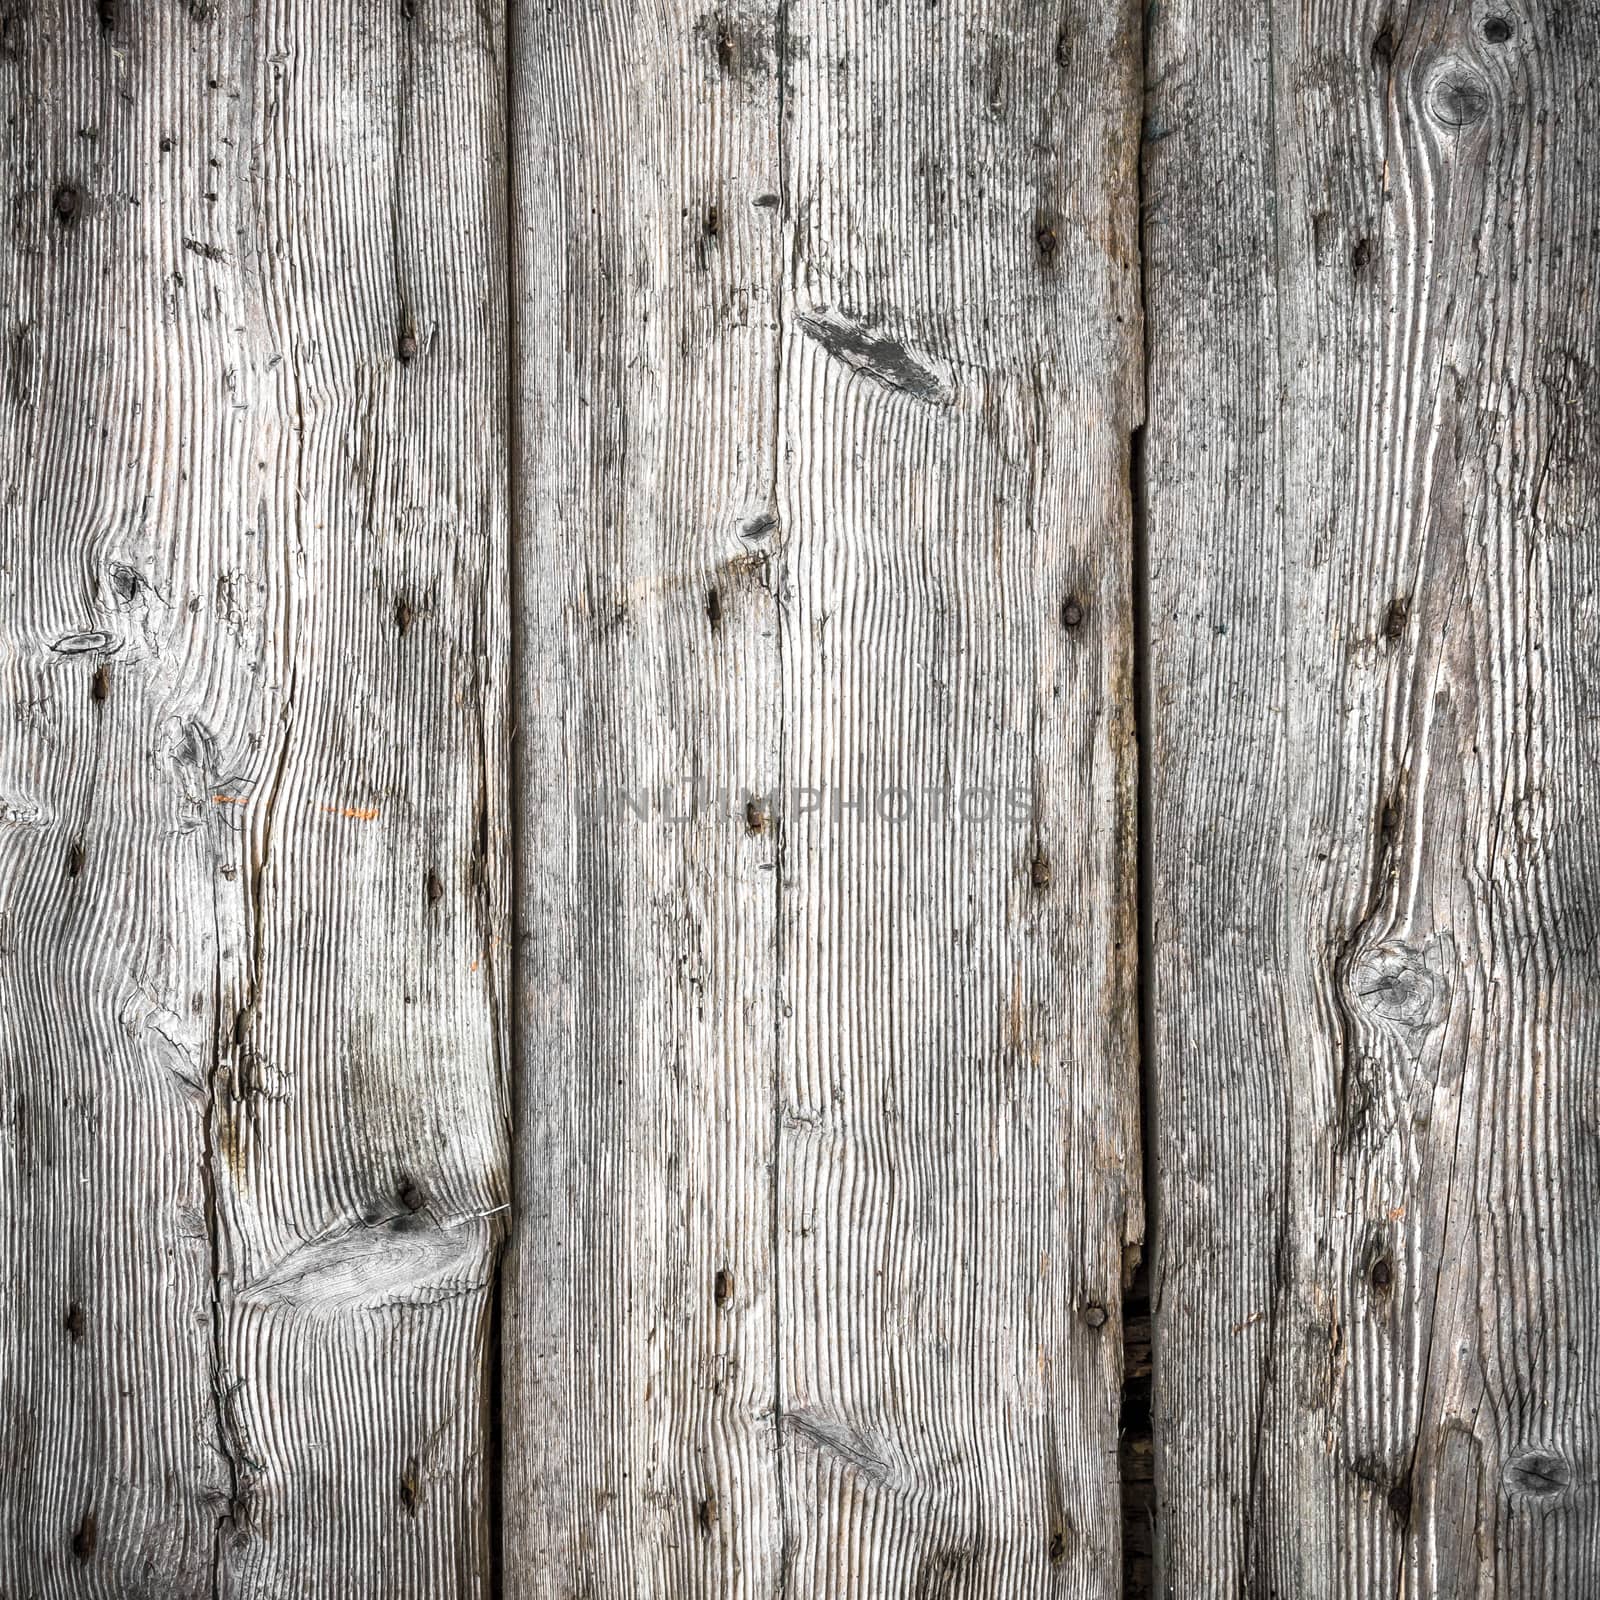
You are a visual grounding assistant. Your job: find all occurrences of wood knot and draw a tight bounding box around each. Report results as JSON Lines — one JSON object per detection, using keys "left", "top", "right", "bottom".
{"left": 1482, "top": 14, "right": 1513, "bottom": 43}
{"left": 1060, "top": 593, "right": 1085, "bottom": 630}
{"left": 1427, "top": 63, "right": 1490, "bottom": 130}
{"left": 1504, "top": 1448, "right": 1571, "bottom": 1502}
{"left": 1347, "top": 937, "right": 1452, "bottom": 1039}
{"left": 53, "top": 184, "right": 82, "bottom": 222}
{"left": 1081, "top": 1300, "right": 1108, "bottom": 1328}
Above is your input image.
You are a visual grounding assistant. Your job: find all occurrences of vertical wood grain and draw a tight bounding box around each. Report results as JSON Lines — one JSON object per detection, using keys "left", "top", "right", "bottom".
{"left": 508, "top": 3, "right": 1144, "bottom": 1594}
{"left": 774, "top": 4, "right": 1144, "bottom": 1595}
{"left": 1146, "top": 0, "right": 1600, "bottom": 1591}
{"left": 0, "top": 5, "right": 509, "bottom": 1595}
{"left": 504, "top": 4, "right": 787, "bottom": 1594}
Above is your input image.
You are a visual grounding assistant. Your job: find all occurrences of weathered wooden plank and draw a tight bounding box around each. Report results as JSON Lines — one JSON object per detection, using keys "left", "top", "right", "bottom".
{"left": 504, "top": 4, "right": 787, "bottom": 1594}
{"left": 0, "top": 5, "right": 508, "bottom": 1595}
{"left": 508, "top": 1, "right": 1144, "bottom": 1593}
{"left": 1147, "top": 0, "right": 1600, "bottom": 1592}
{"left": 773, "top": 4, "right": 1144, "bottom": 1595}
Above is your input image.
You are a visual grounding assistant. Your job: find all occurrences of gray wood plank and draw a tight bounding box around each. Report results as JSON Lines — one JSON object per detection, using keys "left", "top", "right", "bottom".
{"left": 773, "top": 4, "right": 1144, "bottom": 1594}
{"left": 507, "top": 2, "right": 1144, "bottom": 1593}
{"left": 504, "top": 4, "right": 787, "bottom": 1594}
{"left": 0, "top": 5, "right": 509, "bottom": 1595}
{"left": 1146, "top": 0, "right": 1600, "bottom": 1592}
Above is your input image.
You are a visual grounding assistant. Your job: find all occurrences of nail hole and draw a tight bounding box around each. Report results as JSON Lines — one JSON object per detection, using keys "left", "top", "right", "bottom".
{"left": 1048, "top": 1527, "right": 1067, "bottom": 1564}
{"left": 1031, "top": 852, "right": 1052, "bottom": 891}
{"left": 65, "top": 840, "right": 85, "bottom": 879}
{"left": 744, "top": 800, "right": 766, "bottom": 835}
{"left": 697, "top": 1491, "right": 718, "bottom": 1531}
{"left": 1035, "top": 222, "right": 1058, "bottom": 262}
{"left": 1060, "top": 594, "right": 1085, "bottom": 630}
{"left": 1384, "top": 596, "right": 1409, "bottom": 639}
{"left": 425, "top": 869, "right": 444, "bottom": 905}
{"left": 705, "top": 587, "right": 722, "bottom": 627}
{"left": 400, "top": 1457, "right": 420, "bottom": 1516}
{"left": 714, "top": 1268, "right": 734, "bottom": 1307}
{"left": 1371, "top": 26, "right": 1395, "bottom": 66}
{"left": 65, "top": 1302, "right": 86, "bottom": 1340}
{"left": 71, "top": 1512, "right": 96, "bottom": 1561}
{"left": 397, "top": 330, "right": 419, "bottom": 363}
{"left": 1350, "top": 236, "right": 1372, "bottom": 273}
{"left": 1082, "top": 1300, "right": 1107, "bottom": 1328}
{"left": 91, "top": 664, "right": 110, "bottom": 703}
{"left": 395, "top": 596, "right": 415, "bottom": 635}
{"left": 53, "top": 184, "right": 81, "bottom": 222}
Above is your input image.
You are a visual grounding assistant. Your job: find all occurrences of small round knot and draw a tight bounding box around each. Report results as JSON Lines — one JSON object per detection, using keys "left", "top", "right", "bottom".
{"left": 1427, "top": 64, "right": 1490, "bottom": 130}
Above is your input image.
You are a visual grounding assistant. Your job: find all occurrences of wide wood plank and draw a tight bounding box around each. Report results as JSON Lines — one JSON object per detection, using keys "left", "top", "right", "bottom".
{"left": 0, "top": 6, "right": 509, "bottom": 1594}
{"left": 507, "top": 2, "right": 1144, "bottom": 1594}
{"left": 1146, "top": 0, "right": 1600, "bottom": 1592}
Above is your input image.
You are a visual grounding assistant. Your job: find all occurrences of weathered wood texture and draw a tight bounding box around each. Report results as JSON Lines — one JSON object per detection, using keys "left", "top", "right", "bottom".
{"left": 507, "top": 2, "right": 1144, "bottom": 1594}
{"left": 1146, "top": 0, "right": 1600, "bottom": 1593}
{"left": 0, "top": 6, "right": 509, "bottom": 1596}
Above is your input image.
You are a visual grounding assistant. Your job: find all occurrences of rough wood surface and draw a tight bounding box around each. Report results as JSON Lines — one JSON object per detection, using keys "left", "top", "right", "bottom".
{"left": 506, "top": 2, "right": 1145, "bottom": 1594}
{"left": 505, "top": 2, "right": 787, "bottom": 1593}
{"left": 0, "top": 5, "right": 509, "bottom": 1595}
{"left": 1146, "top": 0, "right": 1600, "bottom": 1592}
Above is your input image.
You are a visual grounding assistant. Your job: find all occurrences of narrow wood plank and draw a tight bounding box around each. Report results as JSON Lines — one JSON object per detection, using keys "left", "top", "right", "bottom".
{"left": 774, "top": 5, "right": 1143, "bottom": 1594}
{"left": 504, "top": 5, "right": 786, "bottom": 1594}
{"left": 1147, "top": 0, "right": 1600, "bottom": 1591}
{"left": 508, "top": 3, "right": 1144, "bottom": 1594}
{"left": 0, "top": 6, "right": 509, "bottom": 1595}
